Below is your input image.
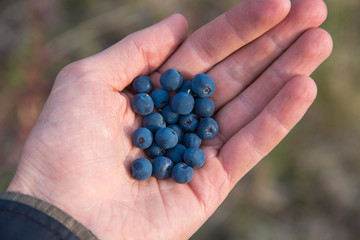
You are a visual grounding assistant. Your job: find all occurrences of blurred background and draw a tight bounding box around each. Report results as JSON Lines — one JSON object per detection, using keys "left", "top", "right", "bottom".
{"left": 0, "top": 0, "right": 359, "bottom": 239}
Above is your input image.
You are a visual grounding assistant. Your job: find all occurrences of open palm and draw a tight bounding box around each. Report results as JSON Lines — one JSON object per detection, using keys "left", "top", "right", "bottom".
{"left": 8, "top": 0, "right": 332, "bottom": 239}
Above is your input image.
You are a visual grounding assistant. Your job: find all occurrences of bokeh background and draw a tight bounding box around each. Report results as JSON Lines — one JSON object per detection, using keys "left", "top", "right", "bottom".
{"left": 0, "top": 0, "right": 359, "bottom": 239}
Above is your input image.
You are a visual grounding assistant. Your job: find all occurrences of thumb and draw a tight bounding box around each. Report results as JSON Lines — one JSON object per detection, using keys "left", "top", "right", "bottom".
{"left": 86, "top": 13, "right": 188, "bottom": 91}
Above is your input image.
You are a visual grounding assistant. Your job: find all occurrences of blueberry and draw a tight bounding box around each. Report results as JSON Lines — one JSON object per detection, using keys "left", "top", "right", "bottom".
{"left": 171, "top": 91, "right": 194, "bottom": 115}
{"left": 155, "top": 127, "right": 178, "bottom": 149}
{"left": 183, "top": 148, "right": 206, "bottom": 168}
{"left": 166, "top": 144, "right": 186, "bottom": 164}
{"left": 132, "top": 76, "right": 153, "bottom": 93}
{"left": 160, "top": 69, "right": 183, "bottom": 91}
{"left": 152, "top": 156, "right": 174, "bottom": 179}
{"left": 191, "top": 73, "right": 215, "bottom": 97}
{"left": 131, "top": 158, "right": 152, "bottom": 181}
{"left": 145, "top": 142, "right": 166, "bottom": 159}
{"left": 196, "top": 118, "right": 219, "bottom": 140}
{"left": 183, "top": 133, "right": 202, "bottom": 148}
{"left": 179, "top": 80, "right": 192, "bottom": 94}
{"left": 179, "top": 114, "right": 199, "bottom": 133}
{"left": 132, "top": 127, "right": 153, "bottom": 149}
{"left": 161, "top": 105, "right": 179, "bottom": 125}
{"left": 194, "top": 98, "right": 215, "bottom": 118}
{"left": 168, "top": 125, "right": 184, "bottom": 144}
{"left": 131, "top": 93, "right": 154, "bottom": 116}
{"left": 171, "top": 163, "right": 194, "bottom": 184}
{"left": 150, "top": 88, "right": 170, "bottom": 109}
{"left": 142, "top": 112, "right": 166, "bottom": 133}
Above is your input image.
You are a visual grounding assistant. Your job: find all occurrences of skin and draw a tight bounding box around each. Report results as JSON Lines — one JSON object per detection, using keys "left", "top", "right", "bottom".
{"left": 7, "top": 0, "right": 332, "bottom": 239}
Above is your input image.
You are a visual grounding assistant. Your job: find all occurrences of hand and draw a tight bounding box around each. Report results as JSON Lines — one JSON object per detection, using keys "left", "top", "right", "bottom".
{"left": 7, "top": 0, "right": 332, "bottom": 239}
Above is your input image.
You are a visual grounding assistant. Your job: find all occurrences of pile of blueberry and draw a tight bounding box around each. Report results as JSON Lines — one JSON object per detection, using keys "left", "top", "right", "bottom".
{"left": 130, "top": 69, "right": 219, "bottom": 184}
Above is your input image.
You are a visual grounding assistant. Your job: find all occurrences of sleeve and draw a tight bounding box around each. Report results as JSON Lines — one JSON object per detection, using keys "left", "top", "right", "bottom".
{"left": 0, "top": 191, "right": 98, "bottom": 240}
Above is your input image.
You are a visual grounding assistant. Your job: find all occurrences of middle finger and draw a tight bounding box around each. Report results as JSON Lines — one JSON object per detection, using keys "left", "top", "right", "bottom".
{"left": 208, "top": 0, "right": 328, "bottom": 109}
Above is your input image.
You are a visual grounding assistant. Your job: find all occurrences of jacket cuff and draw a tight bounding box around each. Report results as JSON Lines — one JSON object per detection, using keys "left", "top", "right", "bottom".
{"left": 0, "top": 191, "right": 98, "bottom": 240}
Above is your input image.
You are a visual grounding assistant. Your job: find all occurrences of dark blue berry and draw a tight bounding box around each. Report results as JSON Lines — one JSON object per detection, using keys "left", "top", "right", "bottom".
{"left": 131, "top": 93, "right": 154, "bottom": 116}
{"left": 160, "top": 69, "right": 183, "bottom": 91}
{"left": 161, "top": 105, "right": 179, "bottom": 125}
{"left": 132, "top": 76, "right": 153, "bottom": 93}
{"left": 194, "top": 98, "right": 215, "bottom": 118}
{"left": 131, "top": 158, "right": 152, "bottom": 181}
{"left": 152, "top": 156, "right": 174, "bottom": 179}
{"left": 166, "top": 144, "right": 186, "bottom": 164}
{"left": 179, "top": 80, "right": 192, "bottom": 94}
{"left": 145, "top": 142, "right": 166, "bottom": 159}
{"left": 171, "top": 91, "right": 194, "bottom": 115}
{"left": 196, "top": 118, "right": 219, "bottom": 140}
{"left": 183, "top": 148, "right": 206, "bottom": 168}
{"left": 168, "top": 125, "right": 184, "bottom": 144}
{"left": 142, "top": 112, "right": 166, "bottom": 133}
{"left": 179, "top": 114, "right": 199, "bottom": 132}
{"left": 132, "top": 127, "right": 153, "bottom": 149}
{"left": 130, "top": 71, "right": 218, "bottom": 183}
{"left": 191, "top": 74, "right": 215, "bottom": 97}
{"left": 172, "top": 163, "right": 194, "bottom": 184}
{"left": 150, "top": 88, "right": 169, "bottom": 109}
{"left": 183, "top": 133, "right": 202, "bottom": 148}
{"left": 155, "top": 127, "right": 178, "bottom": 149}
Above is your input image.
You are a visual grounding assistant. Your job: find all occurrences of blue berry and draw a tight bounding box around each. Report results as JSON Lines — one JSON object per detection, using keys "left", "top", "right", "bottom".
{"left": 160, "top": 69, "right": 183, "bottom": 91}
{"left": 131, "top": 158, "right": 152, "bottom": 181}
{"left": 183, "top": 148, "right": 206, "bottom": 168}
{"left": 142, "top": 112, "right": 166, "bottom": 133}
{"left": 196, "top": 118, "right": 219, "bottom": 140}
{"left": 132, "top": 127, "right": 153, "bottom": 149}
{"left": 166, "top": 144, "right": 186, "bottom": 164}
{"left": 131, "top": 93, "right": 154, "bottom": 116}
{"left": 150, "top": 88, "right": 169, "bottom": 109}
{"left": 172, "top": 163, "right": 194, "bottom": 184}
{"left": 168, "top": 125, "right": 184, "bottom": 144}
{"left": 161, "top": 105, "right": 179, "bottom": 125}
{"left": 152, "top": 156, "right": 174, "bottom": 179}
{"left": 132, "top": 76, "right": 153, "bottom": 93}
{"left": 171, "top": 91, "right": 194, "bottom": 115}
{"left": 179, "top": 114, "right": 199, "bottom": 133}
{"left": 179, "top": 80, "right": 192, "bottom": 94}
{"left": 191, "top": 73, "right": 216, "bottom": 97}
{"left": 183, "top": 133, "right": 202, "bottom": 148}
{"left": 194, "top": 98, "right": 215, "bottom": 118}
{"left": 155, "top": 127, "right": 178, "bottom": 149}
{"left": 130, "top": 71, "right": 218, "bottom": 183}
{"left": 145, "top": 142, "right": 166, "bottom": 159}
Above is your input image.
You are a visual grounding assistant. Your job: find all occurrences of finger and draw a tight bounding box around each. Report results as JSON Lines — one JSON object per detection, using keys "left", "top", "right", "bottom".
{"left": 59, "top": 14, "right": 188, "bottom": 91}
{"left": 152, "top": 0, "right": 290, "bottom": 83}
{"left": 212, "top": 27, "right": 332, "bottom": 145}
{"left": 208, "top": 0, "right": 328, "bottom": 109}
{"left": 218, "top": 75, "right": 317, "bottom": 185}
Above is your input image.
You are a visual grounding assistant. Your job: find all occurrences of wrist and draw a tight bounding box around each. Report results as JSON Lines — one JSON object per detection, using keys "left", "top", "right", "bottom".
{"left": 0, "top": 191, "right": 98, "bottom": 239}
{"left": 6, "top": 161, "right": 114, "bottom": 240}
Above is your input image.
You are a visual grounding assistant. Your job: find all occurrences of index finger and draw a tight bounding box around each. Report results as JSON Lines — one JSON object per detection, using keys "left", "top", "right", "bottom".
{"left": 157, "top": 0, "right": 291, "bottom": 79}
